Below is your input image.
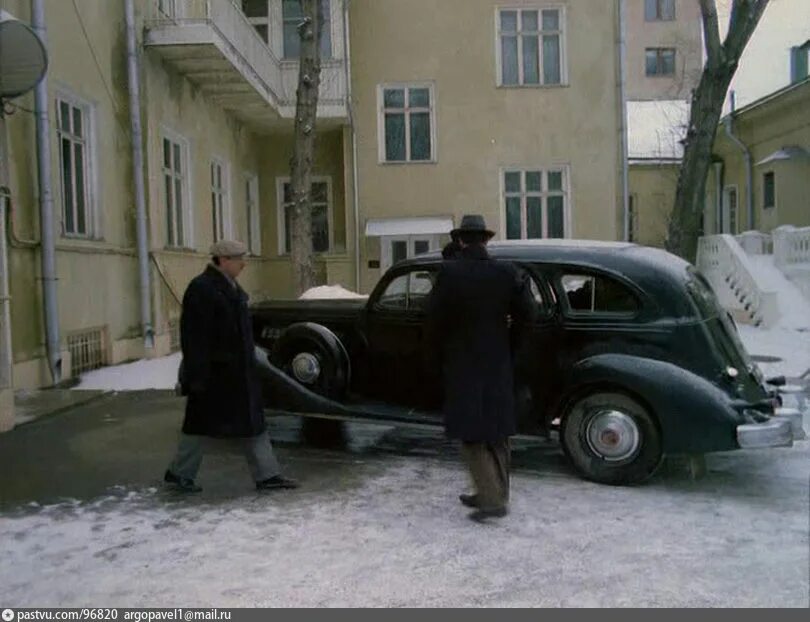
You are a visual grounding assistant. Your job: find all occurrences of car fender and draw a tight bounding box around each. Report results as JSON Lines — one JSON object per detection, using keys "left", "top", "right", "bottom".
{"left": 271, "top": 322, "right": 351, "bottom": 395}
{"left": 560, "top": 353, "right": 740, "bottom": 453}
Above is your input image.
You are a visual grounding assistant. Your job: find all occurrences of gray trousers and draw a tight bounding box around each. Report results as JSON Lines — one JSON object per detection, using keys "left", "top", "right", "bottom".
{"left": 461, "top": 438, "right": 511, "bottom": 510}
{"left": 168, "top": 429, "right": 281, "bottom": 483}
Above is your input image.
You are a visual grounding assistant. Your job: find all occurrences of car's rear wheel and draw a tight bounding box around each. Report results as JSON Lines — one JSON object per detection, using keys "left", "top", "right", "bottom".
{"left": 560, "top": 391, "right": 663, "bottom": 485}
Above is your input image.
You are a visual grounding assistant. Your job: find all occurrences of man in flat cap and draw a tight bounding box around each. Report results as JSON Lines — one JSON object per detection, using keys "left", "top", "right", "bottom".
{"left": 164, "top": 240, "right": 298, "bottom": 493}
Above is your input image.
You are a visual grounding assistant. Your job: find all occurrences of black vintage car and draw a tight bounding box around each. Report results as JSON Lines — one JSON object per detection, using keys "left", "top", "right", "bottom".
{"left": 250, "top": 240, "right": 802, "bottom": 485}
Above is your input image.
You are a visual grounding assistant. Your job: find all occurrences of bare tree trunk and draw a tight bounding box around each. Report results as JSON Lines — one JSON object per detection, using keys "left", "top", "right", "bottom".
{"left": 666, "top": 0, "right": 770, "bottom": 261}
{"left": 290, "top": 0, "right": 323, "bottom": 295}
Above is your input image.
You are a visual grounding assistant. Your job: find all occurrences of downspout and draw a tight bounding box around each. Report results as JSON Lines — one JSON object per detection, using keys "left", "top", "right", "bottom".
{"left": 31, "top": 0, "right": 62, "bottom": 384}
{"left": 617, "top": 0, "right": 630, "bottom": 241}
{"left": 713, "top": 160, "right": 724, "bottom": 233}
{"left": 0, "top": 132, "right": 15, "bottom": 431}
{"left": 125, "top": 0, "right": 154, "bottom": 350}
{"left": 342, "top": 0, "right": 361, "bottom": 292}
{"left": 723, "top": 93, "right": 754, "bottom": 231}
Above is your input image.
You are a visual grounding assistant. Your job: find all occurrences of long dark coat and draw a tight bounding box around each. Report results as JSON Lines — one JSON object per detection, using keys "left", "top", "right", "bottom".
{"left": 426, "top": 244, "right": 536, "bottom": 442}
{"left": 179, "top": 265, "right": 265, "bottom": 438}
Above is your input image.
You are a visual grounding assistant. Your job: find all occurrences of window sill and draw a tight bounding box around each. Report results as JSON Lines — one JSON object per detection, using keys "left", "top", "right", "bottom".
{"left": 496, "top": 83, "right": 569, "bottom": 89}
{"left": 280, "top": 58, "right": 341, "bottom": 66}
{"left": 378, "top": 159, "right": 438, "bottom": 166}
{"left": 644, "top": 74, "right": 677, "bottom": 79}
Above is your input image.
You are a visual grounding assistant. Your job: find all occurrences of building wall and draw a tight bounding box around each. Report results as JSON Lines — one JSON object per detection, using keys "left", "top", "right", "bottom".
{"left": 628, "top": 163, "right": 678, "bottom": 247}
{"left": 707, "top": 81, "right": 810, "bottom": 234}
{"left": 349, "top": 0, "right": 623, "bottom": 292}
{"left": 625, "top": 0, "right": 702, "bottom": 101}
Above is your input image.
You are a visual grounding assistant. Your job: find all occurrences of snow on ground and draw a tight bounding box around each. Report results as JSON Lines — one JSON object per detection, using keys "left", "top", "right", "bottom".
{"left": 299, "top": 285, "right": 368, "bottom": 300}
{"left": 73, "top": 352, "right": 181, "bottom": 391}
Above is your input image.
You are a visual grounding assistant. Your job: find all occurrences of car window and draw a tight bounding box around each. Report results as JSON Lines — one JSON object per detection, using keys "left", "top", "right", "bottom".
{"left": 561, "top": 273, "right": 639, "bottom": 314}
{"left": 377, "top": 270, "right": 435, "bottom": 311}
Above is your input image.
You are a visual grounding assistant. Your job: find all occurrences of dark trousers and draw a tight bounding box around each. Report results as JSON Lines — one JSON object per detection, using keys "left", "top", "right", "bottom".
{"left": 461, "top": 438, "right": 511, "bottom": 510}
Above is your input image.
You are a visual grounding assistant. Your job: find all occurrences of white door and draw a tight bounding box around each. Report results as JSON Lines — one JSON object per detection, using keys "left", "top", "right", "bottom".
{"left": 722, "top": 186, "right": 738, "bottom": 234}
{"left": 382, "top": 235, "right": 440, "bottom": 270}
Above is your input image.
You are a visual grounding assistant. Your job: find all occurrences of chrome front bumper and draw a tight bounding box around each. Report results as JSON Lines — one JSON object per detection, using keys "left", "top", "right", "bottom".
{"left": 737, "top": 407, "right": 806, "bottom": 448}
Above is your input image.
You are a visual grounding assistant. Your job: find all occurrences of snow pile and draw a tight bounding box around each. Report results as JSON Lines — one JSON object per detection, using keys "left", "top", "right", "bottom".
{"left": 299, "top": 285, "right": 367, "bottom": 300}
{"left": 72, "top": 352, "right": 181, "bottom": 391}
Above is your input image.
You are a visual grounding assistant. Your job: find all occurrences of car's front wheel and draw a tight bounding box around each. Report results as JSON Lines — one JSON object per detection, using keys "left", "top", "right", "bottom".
{"left": 560, "top": 391, "right": 663, "bottom": 485}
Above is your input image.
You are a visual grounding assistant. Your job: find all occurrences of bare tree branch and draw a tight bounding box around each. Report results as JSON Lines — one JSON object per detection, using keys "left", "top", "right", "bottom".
{"left": 699, "top": 0, "right": 723, "bottom": 65}
{"left": 724, "top": 0, "right": 770, "bottom": 61}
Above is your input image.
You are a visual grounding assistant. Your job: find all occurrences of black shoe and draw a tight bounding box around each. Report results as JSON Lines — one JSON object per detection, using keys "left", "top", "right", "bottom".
{"left": 256, "top": 475, "right": 299, "bottom": 491}
{"left": 468, "top": 506, "right": 508, "bottom": 523}
{"left": 459, "top": 493, "right": 479, "bottom": 508}
{"left": 163, "top": 470, "right": 202, "bottom": 493}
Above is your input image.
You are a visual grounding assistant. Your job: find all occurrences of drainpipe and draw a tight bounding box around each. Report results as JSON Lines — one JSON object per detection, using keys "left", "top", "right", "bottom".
{"left": 617, "top": 0, "right": 630, "bottom": 241}
{"left": 125, "top": 0, "right": 154, "bottom": 350}
{"left": 713, "top": 160, "right": 724, "bottom": 233}
{"left": 723, "top": 93, "right": 754, "bottom": 231}
{"left": 342, "top": 0, "right": 361, "bottom": 291}
{"left": 31, "top": 0, "right": 62, "bottom": 385}
{"left": 0, "top": 127, "right": 15, "bottom": 431}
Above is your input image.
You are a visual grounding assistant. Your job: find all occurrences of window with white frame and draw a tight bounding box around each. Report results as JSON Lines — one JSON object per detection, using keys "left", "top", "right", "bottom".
{"left": 245, "top": 174, "right": 261, "bottom": 255}
{"left": 645, "top": 0, "right": 675, "bottom": 21}
{"left": 645, "top": 48, "right": 676, "bottom": 76}
{"left": 498, "top": 7, "right": 564, "bottom": 86}
{"left": 210, "top": 160, "right": 229, "bottom": 243}
{"left": 278, "top": 177, "right": 331, "bottom": 254}
{"left": 162, "top": 134, "right": 189, "bottom": 248}
{"left": 503, "top": 169, "right": 567, "bottom": 239}
{"left": 379, "top": 85, "right": 435, "bottom": 163}
{"left": 241, "top": 0, "right": 270, "bottom": 43}
{"left": 57, "top": 96, "right": 94, "bottom": 237}
{"left": 282, "top": 0, "right": 332, "bottom": 58}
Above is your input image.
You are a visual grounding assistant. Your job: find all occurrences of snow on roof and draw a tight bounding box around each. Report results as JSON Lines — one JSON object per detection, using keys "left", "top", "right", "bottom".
{"left": 365, "top": 217, "right": 454, "bottom": 237}
{"left": 755, "top": 145, "right": 810, "bottom": 166}
{"left": 627, "top": 100, "right": 690, "bottom": 161}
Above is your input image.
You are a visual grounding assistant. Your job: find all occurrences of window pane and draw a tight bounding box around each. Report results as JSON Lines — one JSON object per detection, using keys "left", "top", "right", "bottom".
{"left": 383, "top": 88, "right": 405, "bottom": 108}
{"left": 523, "top": 35, "right": 539, "bottom": 84}
{"left": 501, "top": 35, "right": 519, "bottom": 85}
{"left": 594, "top": 276, "right": 639, "bottom": 313}
{"left": 414, "top": 240, "right": 430, "bottom": 255}
{"left": 504, "top": 171, "right": 521, "bottom": 193}
{"left": 283, "top": 182, "right": 294, "bottom": 204}
{"left": 164, "top": 175, "right": 174, "bottom": 244}
{"left": 548, "top": 171, "right": 563, "bottom": 191}
{"left": 61, "top": 139, "right": 74, "bottom": 233}
{"left": 163, "top": 139, "right": 171, "bottom": 169}
{"left": 764, "top": 172, "right": 775, "bottom": 207}
{"left": 242, "top": 0, "right": 268, "bottom": 17}
{"left": 548, "top": 195, "right": 564, "bottom": 238}
{"left": 661, "top": 0, "right": 675, "bottom": 20}
{"left": 506, "top": 196, "right": 522, "bottom": 239}
{"left": 500, "top": 10, "right": 517, "bottom": 32}
{"left": 285, "top": 204, "right": 294, "bottom": 253}
{"left": 72, "top": 107, "right": 83, "bottom": 138}
{"left": 526, "top": 197, "right": 542, "bottom": 239}
{"left": 392, "top": 242, "right": 408, "bottom": 265}
{"left": 59, "top": 101, "right": 70, "bottom": 132}
{"left": 211, "top": 193, "right": 218, "bottom": 241}
{"left": 563, "top": 275, "right": 594, "bottom": 311}
{"left": 254, "top": 24, "right": 268, "bottom": 43}
{"left": 313, "top": 204, "right": 329, "bottom": 252}
{"left": 645, "top": 49, "right": 658, "bottom": 75}
{"left": 521, "top": 10, "right": 538, "bottom": 31}
{"left": 312, "top": 182, "right": 328, "bottom": 203}
{"left": 283, "top": 0, "right": 303, "bottom": 18}
{"left": 175, "top": 178, "right": 183, "bottom": 243}
{"left": 319, "top": 22, "right": 331, "bottom": 58}
{"left": 384, "top": 113, "right": 406, "bottom": 161}
{"left": 661, "top": 50, "right": 675, "bottom": 75}
{"left": 283, "top": 23, "right": 300, "bottom": 58}
{"left": 409, "top": 88, "right": 429, "bottom": 108}
{"left": 409, "top": 112, "right": 431, "bottom": 161}
{"left": 543, "top": 35, "right": 561, "bottom": 84}
{"left": 173, "top": 144, "right": 181, "bottom": 173}
{"left": 379, "top": 273, "right": 408, "bottom": 309}
{"left": 74, "top": 143, "right": 86, "bottom": 234}
{"left": 541, "top": 9, "right": 559, "bottom": 31}
{"left": 644, "top": 0, "right": 657, "bottom": 20}
{"left": 525, "top": 171, "right": 542, "bottom": 192}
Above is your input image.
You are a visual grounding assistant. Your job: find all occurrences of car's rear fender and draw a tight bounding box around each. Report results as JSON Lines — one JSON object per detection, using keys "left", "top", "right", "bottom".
{"left": 559, "top": 353, "right": 741, "bottom": 453}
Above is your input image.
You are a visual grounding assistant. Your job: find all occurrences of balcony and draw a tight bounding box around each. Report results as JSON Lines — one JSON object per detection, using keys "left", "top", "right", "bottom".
{"left": 143, "top": 0, "right": 347, "bottom": 130}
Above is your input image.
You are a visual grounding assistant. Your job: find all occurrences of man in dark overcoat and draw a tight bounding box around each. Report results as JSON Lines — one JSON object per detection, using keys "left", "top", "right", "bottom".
{"left": 164, "top": 240, "right": 298, "bottom": 493}
{"left": 427, "top": 215, "right": 536, "bottom": 522}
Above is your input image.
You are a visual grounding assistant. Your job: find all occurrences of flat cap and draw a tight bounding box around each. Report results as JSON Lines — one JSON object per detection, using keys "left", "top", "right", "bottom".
{"left": 209, "top": 239, "right": 248, "bottom": 258}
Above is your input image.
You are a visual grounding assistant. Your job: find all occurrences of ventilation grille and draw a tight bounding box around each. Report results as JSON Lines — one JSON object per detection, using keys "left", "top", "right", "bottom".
{"left": 68, "top": 328, "right": 107, "bottom": 377}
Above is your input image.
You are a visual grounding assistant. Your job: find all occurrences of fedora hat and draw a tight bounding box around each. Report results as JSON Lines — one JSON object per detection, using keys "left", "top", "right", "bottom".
{"left": 451, "top": 214, "right": 495, "bottom": 240}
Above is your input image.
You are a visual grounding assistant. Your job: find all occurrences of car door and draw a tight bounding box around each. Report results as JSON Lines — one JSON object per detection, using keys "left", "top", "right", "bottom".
{"left": 362, "top": 266, "right": 441, "bottom": 411}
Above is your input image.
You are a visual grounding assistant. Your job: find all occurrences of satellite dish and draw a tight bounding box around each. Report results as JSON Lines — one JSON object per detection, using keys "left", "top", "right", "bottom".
{"left": 0, "top": 9, "right": 48, "bottom": 99}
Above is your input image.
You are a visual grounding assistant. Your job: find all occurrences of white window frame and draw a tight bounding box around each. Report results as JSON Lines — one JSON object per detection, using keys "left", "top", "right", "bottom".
{"left": 275, "top": 176, "right": 334, "bottom": 255}
{"left": 242, "top": 0, "right": 270, "bottom": 45}
{"left": 210, "top": 158, "right": 231, "bottom": 243}
{"left": 500, "top": 167, "right": 570, "bottom": 240}
{"left": 160, "top": 127, "right": 193, "bottom": 249}
{"left": 645, "top": 47, "right": 676, "bottom": 76}
{"left": 381, "top": 235, "right": 440, "bottom": 271}
{"left": 56, "top": 90, "right": 98, "bottom": 239}
{"left": 245, "top": 172, "right": 261, "bottom": 255}
{"left": 377, "top": 82, "right": 437, "bottom": 164}
{"left": 495, "top": 5, "right": 567, "bottom": 87}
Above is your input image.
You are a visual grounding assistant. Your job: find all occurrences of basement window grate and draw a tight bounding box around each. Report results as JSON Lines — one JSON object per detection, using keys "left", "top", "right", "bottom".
{"left": 168, "top": 318, "right": 181, "bottom": 352}
{"left": 68, "top": 328, "right": 107, "bottom": 377}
